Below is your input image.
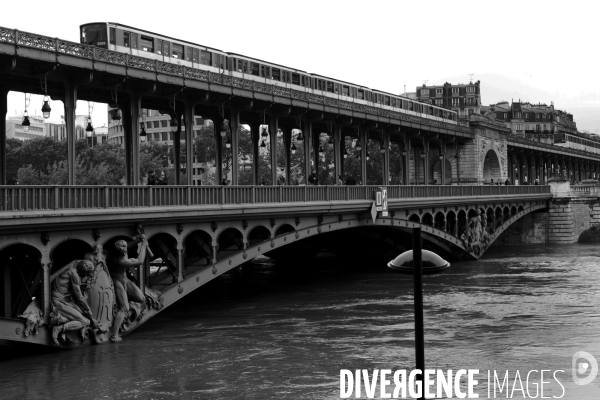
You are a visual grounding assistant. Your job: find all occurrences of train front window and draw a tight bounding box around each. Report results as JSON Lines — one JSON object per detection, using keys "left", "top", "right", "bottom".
{"left": 141, "top": 36, "right": 154, "bottom": 52}
{"left": 81, "top": 24, "right": 108, "bottom": 47}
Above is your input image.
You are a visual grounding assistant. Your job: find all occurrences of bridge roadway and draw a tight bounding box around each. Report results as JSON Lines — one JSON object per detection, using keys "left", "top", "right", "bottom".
{"left": 0, "top": 184, "right": 551, "bottom": 348}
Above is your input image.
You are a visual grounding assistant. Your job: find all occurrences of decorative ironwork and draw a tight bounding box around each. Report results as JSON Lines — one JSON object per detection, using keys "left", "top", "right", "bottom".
{"left": 0, "top": 28, "right": 15, "bottom": 44}
{"left": 353, "top": 103, "right": 366, "bottom": 112}
{"left": 308, "top": 94, "right": 324, "bottom": 104}
{"left": 40, "top": 232, "right": 50, "bottom": 246}
{"left": 253, "top": 82, "right": 273, "bottom": 94}
{"left": 58, "top": 40, "right": 92, "bottom": 58}
{"left": 157, "top": 61, "right": 183, "bottom": 76}
{"left": 273, "top": 86, "right": 290, "bottom": 97}
{"left": 339, "top": 100, "right": 353, "bottom": 110}
{"left": 222, "top": 75, "right": 232, "bottom": 85}
{"left": 129, "top": 56, "right": 155, "bottom": 71}
{"left": 184, "top": 68, "right": 208, "bottom": 81}
{"left": 324, "top": 97, "right": 339, "bottom": 107}
{"left": 291, "top": 90, "right": 309, "bottom": 101}
{"left": 92, "top": 228, "right": 101, "bottom": 242}
{"left": 94, "top": 48, "right": 126, "bottom": 65}
{"left": 232, "top": 77, "right": 252, "bottom": 90}
{"left": 17, "top": 31, "right": 55, "bottom": 51}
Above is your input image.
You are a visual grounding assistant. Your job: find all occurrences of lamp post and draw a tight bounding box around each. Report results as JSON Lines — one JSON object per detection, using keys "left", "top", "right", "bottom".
{"left": 387, "top": 229, "right": 450, "bottom": 400}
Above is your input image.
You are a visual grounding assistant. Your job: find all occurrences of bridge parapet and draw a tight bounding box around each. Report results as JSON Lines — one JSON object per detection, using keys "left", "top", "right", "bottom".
{"left": 0, "top": 185, "right": 550, "bottom": 212}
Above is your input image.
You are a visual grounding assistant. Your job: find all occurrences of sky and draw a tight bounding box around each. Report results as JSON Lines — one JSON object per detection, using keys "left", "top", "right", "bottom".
{"left": 3, "top": 0, "right": 599, "bottom": 132}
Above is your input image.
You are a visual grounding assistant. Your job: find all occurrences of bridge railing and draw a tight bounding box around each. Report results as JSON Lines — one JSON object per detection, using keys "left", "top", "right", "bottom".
{"left": 0, "top": 185, "right": 550, "bottom": 212}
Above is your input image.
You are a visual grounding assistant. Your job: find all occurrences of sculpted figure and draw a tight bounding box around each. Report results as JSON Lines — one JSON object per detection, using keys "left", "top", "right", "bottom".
{"left": 108, "top": 237, "right": 148, "bottom": 343}
{"left": 50, "top": 260, "right": 100, "bottom": 345}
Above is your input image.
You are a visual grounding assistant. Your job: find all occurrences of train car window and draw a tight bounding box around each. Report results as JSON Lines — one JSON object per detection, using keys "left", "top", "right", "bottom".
{"left": 342, "top": 86, "right": 349, "bottom": 96}
{"left": 384, "top": 96, "right": 390, "bottom": 106}
{"left": 141, "top": 35, "right": 154, "bottom": 52}
{"left": 408, "top": 102, "right": 414, "bottom": 111}
{"left": 333, "top": 83, "right": 340, "bottom": 94}
{"left": 292, "top": 73, "right": 300, "bottom": 85}
{"left": 282, "top": 70, "right": 290, "bottom": 83}
{"left": 260, "top": 65, "right": 270, "bottom": 78}
{"left": 131, "top": 33, "right": 138, "bottom": 49}
{"left": 109, "top": 27, "right": 116, "bottom": 45}
{"left": 391, "top": 98, "right": 396, "bottom": 107}
{"left": 201, "top": 50, "right": 212, "bottom": 66}
{"left": 317, "top": 79, "right": 326, "bottom": 91}
{"left": 172, "top": 43, "right": 183, "bottom": 59}
{"left": 250, "top": 62, "right": 259, "bottom": 76}
{"left": 163, "top": 41, "right": 170, "bottom": 57}
{"left": 184, "top": 46, "right": 191, "bottom": 62}
{"left": 123, "top": 32, "right": 130, "bottom": 48}
{"left": 272, "top": 68, "right": 281, "bottom": 81}
{"left": 192, "top": 48, "right": 199, "bottom": 63}
{"left": 156, "top": 39, "right": 162, "bottom": 55}
{"left": 351, "top": 87, "right": 357, "bottom": 98}
{"left": 326, "top": 82, "right": 334, "bottom": 93}
{"left": 215, "top": 54, "right": 225, "bottom": 70}
{"left": 357, "top": 89, "right": 364, "bottom": 100}
{"left": 302, "top": 75, "right": 310, "bottom": 87}
{"left": 365, "top": 91, "right": 372, "bottom": 102}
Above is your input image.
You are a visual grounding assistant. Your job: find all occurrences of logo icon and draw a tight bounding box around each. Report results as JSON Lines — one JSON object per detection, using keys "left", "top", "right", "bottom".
{"left": 572, "top": 351, "right": 598, "bottom": 385}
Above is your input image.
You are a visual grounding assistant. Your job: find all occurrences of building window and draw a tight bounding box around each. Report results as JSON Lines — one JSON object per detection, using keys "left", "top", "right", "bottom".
{"left": 169, "top": 132, "right": 173, "bottom": 141}
{"left": 162, "top": 132, "right": 168, "bottom": 141}
{"left": 516, "top": 124, "right": 523, "bottom": 131}
{"left": 436, "top": 88, "right": 443, "bottom": 95}
{"left": 523, "top": 113, "right": 528, "bottom": 118}
{"left": 421, "top": 89, "right": 429, "bottom": 96}
{"left": 153, "top": 121, "right": 160, "bottom": 128}
{"left": 435, "top": 99, "right": 443, "bottom": 106}
{"left": 466, "top": 86, "right": 475, "bottom": 93}
{"left": 154, "top": 132, "right": 160, "bottom": 141}
{"left": 503, "top": 113, "right": 507, "bottom": 119}
{"left": 451, "top": 98, "right": 459, "bottom": 107}
{"left": 452, "top": 87, "right": 459, "bottom": 94}
{"left": 161, "top": 120, "right": 167, "bottom": 128}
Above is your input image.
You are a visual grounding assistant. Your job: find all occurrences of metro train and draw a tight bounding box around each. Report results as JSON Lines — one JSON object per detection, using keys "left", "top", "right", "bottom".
{"left": 80, "top": 22, "right": 457, "bottom": 124}
{"left": 554, "top": 133, "right": 600, "bottom": 154}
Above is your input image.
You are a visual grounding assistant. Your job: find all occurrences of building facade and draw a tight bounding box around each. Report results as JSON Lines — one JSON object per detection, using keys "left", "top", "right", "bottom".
{"left": 416, "top": 81, "right": 481, "bottom": 119}
{"left": 5, "top": 115, "right": 46, "bottom": 140}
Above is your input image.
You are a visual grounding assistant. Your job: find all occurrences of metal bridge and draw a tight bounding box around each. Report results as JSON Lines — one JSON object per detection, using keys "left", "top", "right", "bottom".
{"left": 0, "top": 25, "right": 590, "bottom": 350}
{"left": 0, "top": 183, "right": 550, "bottom": 348}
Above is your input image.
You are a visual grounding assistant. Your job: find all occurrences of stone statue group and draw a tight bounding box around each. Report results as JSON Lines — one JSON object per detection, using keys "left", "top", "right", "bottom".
{"left": 21, "top": 225, "right": 163, "bottom": 347}
{"left": 460, "top": 210, "right": 493, "bottom": 255}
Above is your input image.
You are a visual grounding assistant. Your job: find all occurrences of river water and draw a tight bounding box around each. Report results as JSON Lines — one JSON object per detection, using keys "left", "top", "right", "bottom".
{"left": 1, "top": 244, "right": 599, "bottom": 399}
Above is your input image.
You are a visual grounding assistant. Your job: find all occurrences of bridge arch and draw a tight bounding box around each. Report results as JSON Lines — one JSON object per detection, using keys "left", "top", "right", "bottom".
{"left": 217, "top": 228, "right": 244, "bottom": 260}
{"left": 434, "top": 211, "right": 445, "bottom": 230}
{"left": 184, "top": 229, "right": 214, "bottom": 273}
{"left": 0, "top": 243, "right": 43, "bottom": 318}
{"left": 483, "top": 149, "right": 502, "bottom": 183}
{"left": 248, "top": 226, "right": 271, "bottom": 246}
{"left": 422, "top": 213, "right": 433, "bottom": 226}
{"left": 409, "top": 214, "right": 421, "bottom": 223}
{"left": 446, "top": 211, "right": 457, "bottom": 234}
{"left": 51, "top": 239, "right": 94, "bottom": 275}
{"left": 275, "top": 224, "right": 295, "bottom": 237}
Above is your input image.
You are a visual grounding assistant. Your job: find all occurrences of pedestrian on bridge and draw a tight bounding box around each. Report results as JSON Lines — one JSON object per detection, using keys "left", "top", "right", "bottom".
{"left": 505, "top": 178, "right": 511, "bottom": 185}
{"left": 147, "top": 170, "right": 157, "bottom": 185}
{"left": 157, "top": 171, "right": 168, "bottom": 185}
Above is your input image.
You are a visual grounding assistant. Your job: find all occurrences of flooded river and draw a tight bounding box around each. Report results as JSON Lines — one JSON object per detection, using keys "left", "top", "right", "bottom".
{"left": 1, "top": 244, "right": 599, "bottom": 399}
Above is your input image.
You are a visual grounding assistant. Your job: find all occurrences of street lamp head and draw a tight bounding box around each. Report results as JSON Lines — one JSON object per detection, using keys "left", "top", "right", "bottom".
{"left": 328, "top": 135, "right": 334, "bottom": 145}
{"left": 261, "top": 125, "right": 268, "bottom": 139}
{"left": 110, "top": 108, "right": 121, "bottom": 121}
{"left": 41, "top": 97, "right": 51, "bottom": 119}
{"left": 85, "top": 117, "right": 94, "bottom": 137}
{"left": 380, "top": 143, "right": 386, "bottom": 154}
{"left": 439, "top": 153, "right": 444, "bottom": 160}
{"left": 318, "top": 145, "right": 324, "bottom": 156}
{"left": 355, "top": 140, "right": 362, "bottom": 151}
{"left": 225, "top": 136, "right": 232, "bottom": 149}
{"left": 420, "top": 150, "right": 425, "bottom": 158}
{"left": 21, "top": 112, "right": 30, "bottom": 132}
{"left": 343, "top": 147, "right": 348, "bottom": 159}
{"left": 140, "top": 126, "right": 147, "bottom": 142}
{"left": 291, "top": 142, "right": 297, "bottom": 155}
{"left": 170, "top": 116, "right": 178, "bottom": 133}
{"left": 366, "top": 152, "right": 370, "bottom": 161}
{"left": 260, "top": 140, "right": 266, "bottom": 148}
{"left": 296, "top": 132, "right": 304, "bottom": 144}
